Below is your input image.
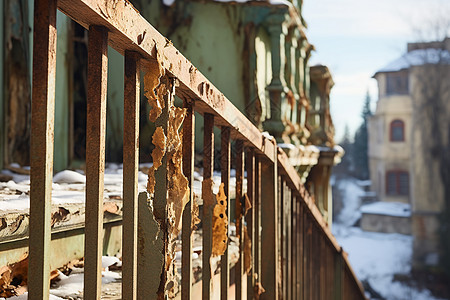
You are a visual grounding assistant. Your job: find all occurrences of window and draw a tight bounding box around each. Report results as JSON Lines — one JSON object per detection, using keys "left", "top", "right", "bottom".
{"left": 386, "top": 72, "right": 408, "bottom": 95}
{"left": 390, "top": 120, "right": 404, "bottom": 141}
{"left": 386, "top": 171, "right": 409, "bottom": 195}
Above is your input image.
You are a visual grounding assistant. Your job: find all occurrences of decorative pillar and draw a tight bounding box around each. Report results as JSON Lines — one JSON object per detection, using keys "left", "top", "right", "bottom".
{"left": 263, "top": 13, "right": 288, "bottom": 142}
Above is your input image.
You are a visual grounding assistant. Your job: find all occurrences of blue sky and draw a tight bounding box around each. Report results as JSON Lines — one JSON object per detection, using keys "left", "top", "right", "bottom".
{"left": 302, "top": 0, "right": 450, "bottom": 141}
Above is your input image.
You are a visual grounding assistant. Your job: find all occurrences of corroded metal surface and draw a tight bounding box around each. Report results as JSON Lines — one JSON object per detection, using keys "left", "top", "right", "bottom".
{"left": 29, "top": 0, "right": 57, "bottom": 298}
{"left": 122, "top": 50, "right": 140, "bottom": 300}
{"left": 220, "top": 127, "right": 231, "bottom": 300}
{"left": 235, "top": 140, "right": 244, "bottom": 300}
{"left": 182, "top": 100, "right": 195, "bottom": 300}
{"left": 84, "top": 25, "right": 108, "bottom": 300}
{"left": 260, "top": 157, "right": 278, "bottom": 300}
{"left": 245, "top": 149, "right": 255, "bottom": 300}
{"left": 202, "top": 113, "right": 214, "bottom": 299}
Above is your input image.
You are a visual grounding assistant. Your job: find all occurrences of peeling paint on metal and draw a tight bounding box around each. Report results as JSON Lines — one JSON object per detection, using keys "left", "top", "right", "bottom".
{"left": 212, "top": 183, "right": 228, "bottom": 257}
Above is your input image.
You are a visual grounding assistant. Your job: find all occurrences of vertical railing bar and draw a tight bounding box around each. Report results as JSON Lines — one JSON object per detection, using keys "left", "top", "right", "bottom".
{"left": 246, "top": 148, "right": 255, "bottom": 300}
{"left": 280, "top": 177, "right": 286, "bottom": 300}
{"left": 122, "top": 50, "right": 140, "bottom": 300}
{"left": 261, "top": 155, "right": 278, "bottom": 299}
{"left": 298, "top": 200, "right": 303, "bottom": 300}
{"left": 182, "top": 100, "right": 195, "bottom": 300}
{"left": 202, "top": 113, "right": 214, "bottom": 299}
{"left": 255, "top": 156, "right": 262, "bottom": 296}
{"left": 235, "top": 140, "right": 245, "bottom": 300}
{"left": 84, "top": 25, "right": 108, "bottom": 300}
{"left": 286, "top": 188, "right": 292, "bottom": 300}
{"left": 220, "top": 126, "right": 231, "bottom": 300}
{"left": 305, "top": 210, "right": 310, "bottom": 300}
{"left": 29, "top": 0, "right": 57, "bottom": 298}
{"left": 291, "top": 194, "right": 297, "bottom": 300}
{"left": 314, "top": 224, "right": 319, "bottom": 299}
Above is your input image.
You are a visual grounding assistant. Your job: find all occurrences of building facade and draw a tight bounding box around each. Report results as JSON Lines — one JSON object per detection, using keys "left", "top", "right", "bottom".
{"left": 369, "top": 37, "right": 450, "bottom": 267}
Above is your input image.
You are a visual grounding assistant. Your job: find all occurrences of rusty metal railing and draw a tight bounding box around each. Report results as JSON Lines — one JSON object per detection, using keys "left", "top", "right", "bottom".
{"left": 29, "top": 0, "right": 366, "bottom": 299}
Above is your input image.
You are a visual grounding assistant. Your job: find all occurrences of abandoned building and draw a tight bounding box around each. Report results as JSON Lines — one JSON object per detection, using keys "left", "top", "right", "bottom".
{"left": 0, "top": 0, "right": 364, "bottom": 299}
{"left": 368, "top": 37, "right": 450, "bottom": 267}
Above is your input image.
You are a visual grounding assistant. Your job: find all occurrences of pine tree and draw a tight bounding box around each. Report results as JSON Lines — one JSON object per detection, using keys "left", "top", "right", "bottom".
{"left": 334, "top": 124, "right": 353, "bottom": 176}
{"left": 353, "top": 91, "right": 372, "bottom": 180}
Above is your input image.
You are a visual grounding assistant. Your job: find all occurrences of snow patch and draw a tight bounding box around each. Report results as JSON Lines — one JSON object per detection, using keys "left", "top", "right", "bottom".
{"left": 360, "top": 201, "right": 411, "bottom": 217}
{"left": 53, "top": 170, "right": 86, "bottom": 184}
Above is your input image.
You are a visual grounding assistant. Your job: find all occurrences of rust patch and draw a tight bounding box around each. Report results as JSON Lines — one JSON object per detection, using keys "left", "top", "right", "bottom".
{"left": 144, "top": 48, "right": 165, "bottom": 122}
{"left": 243, "top": 224, "right": 252, "bottom": 275}
{"left": 0, "top": 254, "right": 28, "bottom": 297}
{"left": 201, "top": 178, "right": 215, "bottom": 207}
{"left": 243, "top": 193, "right": 252, "bottom": 216}
{"left": 145, "top": 74, "right": 189, "bottom": 297}
{"left": 103, "top": 202, "right": 120, "bottom": 215}
{"left": 212, "top": 183, "right": 228, "bottom": 257}
{"left": 191, "top": 194, "right": 201, "bottom": 231}
{"left": 50, "top": 207, "right": 70, "bottom": 227}
{"left": 151, "top": 127, "right": 167, "bottom": 169}
{"left": 9, "top": 215, "right": 25, "bottom": 235}
{"left": 286, "top": 90, "right": 295, "bottom": 109}
{"left": 254, "top": 281, "right": 266, "bottom": 299}
{"left": 0, "top": 218, "right": 6, "bottom": 231}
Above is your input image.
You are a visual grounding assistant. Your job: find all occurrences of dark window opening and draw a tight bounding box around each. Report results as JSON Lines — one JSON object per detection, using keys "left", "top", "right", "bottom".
{"left": 386, "top": 171, "right": 409, "bottom": 196}
{"left": 386, "top": 72, "right": 409, "bottom": 95}
{"left": 390, "top": 120, "right": 405, "bottom": 142}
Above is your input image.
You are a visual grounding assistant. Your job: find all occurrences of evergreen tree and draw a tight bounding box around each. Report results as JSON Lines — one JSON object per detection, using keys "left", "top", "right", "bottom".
{"left": 353, "top": 91, "right": 372, "bottom": 180}
{"left": 334, "top": 124, "right": 353, "bottom": 176}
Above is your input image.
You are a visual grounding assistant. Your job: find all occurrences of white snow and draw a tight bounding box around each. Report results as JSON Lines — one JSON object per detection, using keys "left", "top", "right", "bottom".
{"left": 1, "top": 294, "right": 64, "bottom": 300}
{"left": 0, "top": 166, "right": 149, "bottom": 213}
{"left": 53, "top": 170, "right": 86, "bottom": 184}
{"left": 261, "top": 131, "right": 274, "bottom": 141}
{"left": 360, "top": 201, "right": 411, "bottom": 218}
{"left": 334, "top": 176, "right": 443, "bottom": 300}
{"left": 334, "top": 178, "right": 364, "bottom": 226}
{"left": 376, "top": 48, "right": 450, "bottom": 74}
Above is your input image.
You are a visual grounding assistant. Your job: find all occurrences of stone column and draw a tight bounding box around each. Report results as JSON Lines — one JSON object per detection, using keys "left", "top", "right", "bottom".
{"left": 263, "top": 13, "right": 288, "bottom": 142}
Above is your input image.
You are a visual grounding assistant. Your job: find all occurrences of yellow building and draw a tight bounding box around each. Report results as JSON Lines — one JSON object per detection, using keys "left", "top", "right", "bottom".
{"left": 369, "top": 38, "right": 450, "bottom": 267}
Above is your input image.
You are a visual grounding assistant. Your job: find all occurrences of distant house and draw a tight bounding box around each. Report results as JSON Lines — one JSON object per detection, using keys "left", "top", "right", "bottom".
{"left": 368, "top": 37, "right": 450, "bottom": 267}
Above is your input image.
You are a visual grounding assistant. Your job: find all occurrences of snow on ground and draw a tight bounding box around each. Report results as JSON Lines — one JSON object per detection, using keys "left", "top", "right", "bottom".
{"left": 360, "top": 201, "right": 411, "bottom": 218}
{"left": 333, "top": 176, "right": 442, "bottom": 300}
{"left": 334, "top": 177, "right": 364, "bottom": 226}
{"left": 0, "top": 257, "right": 122, "bottom": 300}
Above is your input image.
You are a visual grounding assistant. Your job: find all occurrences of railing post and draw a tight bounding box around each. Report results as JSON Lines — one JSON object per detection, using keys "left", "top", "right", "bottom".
{"left": 29, "top": 0, "right": 57, "bottom": 298}
{"left": 220, "top": 126, "right": 231, "bottom": 300}
{"left": 246, "top": 148, "right": 255, "bottom": 300}
{"left": 286, "top": 189, "right": 292, "bottom": 300}
{"left": 203, "top": 113, "right": 215, "bottom": 299}
{"left": 280, "top": 179, "right": 287, "bottom": 300}
{"left": 334, "top": 248, "right": 344, "bottom": 300}
{"left": 235, "top": 140, "right": 245, "bottom": 300}
{"left": 84, "top": 24, "right": 108, "bottom": 300}
{"left": 260, "top": 155, "right": 278, "bottom": 300}
{"left": 254, "top": 156, "right": 262, "bottom": 298}
{"left": 182, "top": 100, "right": 195, "bottom": 300}
{"left": 297, "top": 201, "right": 303, "bottom": 300}
{"left": 122, "top": 50, "right": 140, "bottom": 300}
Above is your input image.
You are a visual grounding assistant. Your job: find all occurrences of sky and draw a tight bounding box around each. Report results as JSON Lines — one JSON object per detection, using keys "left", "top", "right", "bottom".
{"left": 302, "top": 0, "right": 450, "bottom": 141}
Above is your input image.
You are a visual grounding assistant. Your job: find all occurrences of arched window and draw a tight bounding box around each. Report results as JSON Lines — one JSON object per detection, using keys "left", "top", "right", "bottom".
{"left": 390, "top": 120, "right": 404, "bottom": 142}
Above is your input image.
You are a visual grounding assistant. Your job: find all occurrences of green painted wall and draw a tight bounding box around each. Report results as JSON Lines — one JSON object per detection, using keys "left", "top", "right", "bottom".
{"left": 0, "top": 2, "right": 4, "bottom": 169}
{"left": 53, "top": 11, "right": 71, "bottom": 171}
{"left": 106, "top": 47, "right": 124, "bottom": 162}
